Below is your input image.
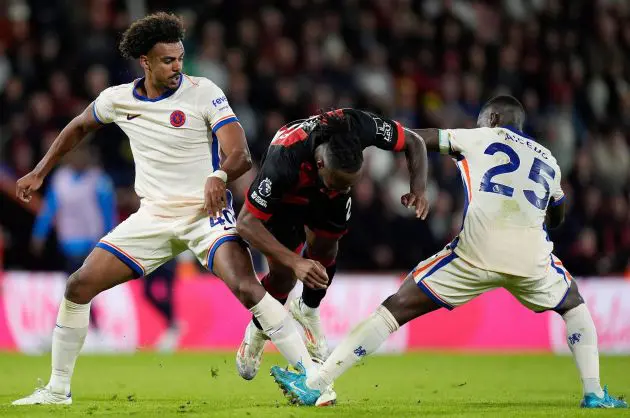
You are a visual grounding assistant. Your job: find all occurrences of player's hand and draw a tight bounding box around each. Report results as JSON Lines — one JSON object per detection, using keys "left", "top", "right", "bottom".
{"left": 16, "top": 171, "right": 43, "bottom": 203}
{"left": 401, "top": 189, "right": 430, "bottom": 220}
{"left": 204, "top": 177, "right": 227, "bottom": 218}
{"left": 291, "top": 257, "right": 329, "bottom": 289}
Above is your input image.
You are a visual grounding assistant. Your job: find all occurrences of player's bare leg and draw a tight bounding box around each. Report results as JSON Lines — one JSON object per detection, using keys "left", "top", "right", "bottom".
{"left": 305, "top": 275, "right": 439, "bottom": 391}
{"left": 289, "top": 230, "right": 338, "bottom": 361}
{"left": 553, "top": 281, "right": 627, "bottom": 408}
{"left": 270, "top": 274, "right": 439, "bottom": 405}
{"left": 212, "top": 242, "right": 318, "bottom": 381}
{"left": 13, "top": 248, "right": 135, "bottom": 405}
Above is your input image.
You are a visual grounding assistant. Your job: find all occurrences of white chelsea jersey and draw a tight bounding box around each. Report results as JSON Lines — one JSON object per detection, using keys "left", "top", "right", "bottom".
{"left": 439, "top": 126, "right": 565, "bottom": 278}
{"left": 93, "top": 75, "right": 238, "bottom": 215}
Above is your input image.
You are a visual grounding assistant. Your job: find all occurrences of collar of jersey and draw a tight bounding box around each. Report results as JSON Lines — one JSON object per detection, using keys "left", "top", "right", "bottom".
{"left": 501, "top": 125, "right": 535, "bottom": 141}
{"left": 133, "top": 75, "right": 183, "bottom": 102}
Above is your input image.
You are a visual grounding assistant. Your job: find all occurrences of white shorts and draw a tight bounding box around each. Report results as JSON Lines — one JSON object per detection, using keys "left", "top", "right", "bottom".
{"left": 95, "top": 191, "right": 243, "bottom": 277}
{"left": 412, "top": 246, "right": 572, "bottom": 312}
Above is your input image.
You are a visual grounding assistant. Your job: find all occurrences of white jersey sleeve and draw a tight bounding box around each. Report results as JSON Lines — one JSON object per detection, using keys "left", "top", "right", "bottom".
{"left": 200, "top": 79, "right": 239, "bottom": 133}
{"left": 92, "top": 87, "right": 117, "bottom": 124}
{"left": 438, "top": 128, "right": 487, "bottom": 156}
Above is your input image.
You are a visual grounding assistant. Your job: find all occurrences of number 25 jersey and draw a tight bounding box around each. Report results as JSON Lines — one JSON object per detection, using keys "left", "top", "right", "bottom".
{"left": 439, "top": 126, "right": 565, "bottom": 277}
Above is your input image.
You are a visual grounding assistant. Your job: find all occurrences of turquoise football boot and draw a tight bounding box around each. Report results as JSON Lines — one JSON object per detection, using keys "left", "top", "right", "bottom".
{"left": 270, "top": 365, "right": 321, "bottom": 406}
{"left": 581, "top": 386, "right": 627, "bottom": 408}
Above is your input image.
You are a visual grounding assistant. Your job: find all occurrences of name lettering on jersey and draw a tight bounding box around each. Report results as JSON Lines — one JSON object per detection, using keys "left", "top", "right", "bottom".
{"left": 212, "top": 96, "right": 228, "bottom": 107}
{"left": 250, "top": 190, "right": 268, "bottom": 207}
{"left": 504, "top": 132, "right": 549, "bottom": 160}
{"left": 371, "top": 116, "right": 393, "bottom": 142}
{"left": 170, "top": 110, "right": 186, "bottom": 127}
{"left": 258, "top": 177, "right": 272, "bottom": 197}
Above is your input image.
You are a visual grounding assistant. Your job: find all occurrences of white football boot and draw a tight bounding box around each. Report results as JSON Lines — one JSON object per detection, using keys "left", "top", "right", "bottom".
{"left": 12, "top": 385, "right": 72, "bottom": 405}
{"left": 316, "top": 387, "right": 337, "bottom": 407}
{"left": 236, "top": 320, "right": 269, "bottom": 380}
{"left": 288, "top": 298, "right": 330, "bottom": 362}
{"left": 312, "top": 358, "right": 336, "bottom": 407}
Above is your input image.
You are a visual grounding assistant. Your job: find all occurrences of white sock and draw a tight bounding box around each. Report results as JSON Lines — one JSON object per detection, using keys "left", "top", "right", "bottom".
{"left": 250, "top": 293, "right": 316, "bottom": 374}
{"left": 563, "top": 303, "right": 603, "bottom": 397}
{"left": 48, "top": 298, "right": 91, "bottom": 395}
{"left": 307, "top": 305, "right": 399, "bottom": 391}
{"left": 299, "top": 297, "right": 319, "bottom": 316}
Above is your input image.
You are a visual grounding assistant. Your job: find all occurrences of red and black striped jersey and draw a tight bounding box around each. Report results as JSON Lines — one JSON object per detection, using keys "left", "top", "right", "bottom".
{"left": 245, "top": 108, "right": 405, "bottom": 221}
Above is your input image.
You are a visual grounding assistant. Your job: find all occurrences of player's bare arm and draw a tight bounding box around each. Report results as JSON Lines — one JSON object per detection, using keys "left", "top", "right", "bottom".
{"left": 399, "top": 127, "right": 431, "bottom": 219}
{"left": 16, "top": 103, "right": 102, "bottom": 203}
{"left": 206, "top": 123, "right": 252, "bottom": 217}
{"left": 410, "top": 128, "right": 440, "bottom": 152}
{"left": 236, "top": 206, "right": 329, "bottom": 289}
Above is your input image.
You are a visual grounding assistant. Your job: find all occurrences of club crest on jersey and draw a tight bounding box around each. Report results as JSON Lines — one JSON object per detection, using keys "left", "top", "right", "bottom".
{"left": 258, "top": 177, "right": 272, "bottom": 197}
{"left": 170, "top": 110, "right": 186, "bottom": 127}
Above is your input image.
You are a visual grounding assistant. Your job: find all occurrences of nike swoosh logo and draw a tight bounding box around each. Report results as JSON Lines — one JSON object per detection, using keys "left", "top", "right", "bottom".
{"left": 126, "top": 114, "right": 141, "bottom": 120}
{"left": 223, "top": 226, "right": 235, "bottom": 231}
{"left": 288, "top": 381, "right": 306, "bottom": 395}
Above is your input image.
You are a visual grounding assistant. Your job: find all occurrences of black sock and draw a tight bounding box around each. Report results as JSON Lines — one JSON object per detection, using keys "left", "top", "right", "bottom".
{"left": 145, "top": 275, "right": 175, "bottom": 327}
{"left": 301, "top": 263, "right": 336, "bottom": 308}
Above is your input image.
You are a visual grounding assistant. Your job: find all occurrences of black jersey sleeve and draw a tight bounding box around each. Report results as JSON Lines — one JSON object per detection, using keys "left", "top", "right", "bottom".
{"left": 245, "top": 147, "right": 299, "bottom": 221}
{"left": 346, "top": 109, "right": 406, "bottom": 152}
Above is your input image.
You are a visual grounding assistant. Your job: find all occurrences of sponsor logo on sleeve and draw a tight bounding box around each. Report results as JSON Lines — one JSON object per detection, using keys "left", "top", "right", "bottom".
{"left": 250, "top": 190, "right": 268, "bottom": 208}
{"left": 212, "top": 96, "right": 228, "bottom": 107}
{"left": 372, "top": 116, "right": 393, "bottom": 142}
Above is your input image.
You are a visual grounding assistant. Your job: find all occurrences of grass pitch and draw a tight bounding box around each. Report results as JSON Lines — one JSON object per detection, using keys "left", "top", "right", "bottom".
{"left": 0, "top": 352, "right": 628, "bottom": 417}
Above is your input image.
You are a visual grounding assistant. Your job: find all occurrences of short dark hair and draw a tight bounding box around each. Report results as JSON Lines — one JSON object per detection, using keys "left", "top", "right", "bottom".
{"left": 481, "top": 95, "right": 525, "bottom": 113}
{"left": 318, "top": 111, "right": 363, "bottom": 173}
{"left": 119, "top": 12, "right": 185, "bottom": 59}
{"left": 480, "top": 95, "right": 526, "bottom": 126}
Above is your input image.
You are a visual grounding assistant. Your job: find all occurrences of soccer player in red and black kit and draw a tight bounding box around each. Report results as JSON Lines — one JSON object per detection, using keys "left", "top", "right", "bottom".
{"left": 235, "top": 109, "right": 429, "bottom": 380}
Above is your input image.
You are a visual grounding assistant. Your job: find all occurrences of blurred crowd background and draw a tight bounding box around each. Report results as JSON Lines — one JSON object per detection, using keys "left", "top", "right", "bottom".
{"left": 1, "top": 0, "right": 630, "bottom": 277}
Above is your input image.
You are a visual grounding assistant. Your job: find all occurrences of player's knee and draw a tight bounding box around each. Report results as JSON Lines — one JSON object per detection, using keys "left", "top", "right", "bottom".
{"left": 382, "top": 281, "right": 439, "bottom": 326}
{"left": 65, "top": 268, "right": 99, "bottom": 304}
{"left": 382, "top": 294, "right": 411, "bottom": 325}
{"left": 554, "top": 281, "right": 584, "bottom": 315}
{"left": 306, "top": 239, "right": 338, "bottom": 263}
{"left": 264, "top": 269, "right": 296, "bottom": 295}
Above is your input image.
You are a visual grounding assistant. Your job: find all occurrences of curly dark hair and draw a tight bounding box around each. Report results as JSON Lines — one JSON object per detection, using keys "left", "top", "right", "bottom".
{"left": 318, "top": 110, "right": 363, "bottom": 173}
{"left": 119, "top": 12, "right": 185, "bottom": 59}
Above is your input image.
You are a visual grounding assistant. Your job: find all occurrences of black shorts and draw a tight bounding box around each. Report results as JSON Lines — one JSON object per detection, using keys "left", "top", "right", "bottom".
{"left": 265, "top": 192, "right": 351, "bottom": 252}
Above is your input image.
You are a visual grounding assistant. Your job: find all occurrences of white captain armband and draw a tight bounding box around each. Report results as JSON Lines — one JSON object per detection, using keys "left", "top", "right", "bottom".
{"left": 438, "top": 130, "right": 451, "bottom": 155}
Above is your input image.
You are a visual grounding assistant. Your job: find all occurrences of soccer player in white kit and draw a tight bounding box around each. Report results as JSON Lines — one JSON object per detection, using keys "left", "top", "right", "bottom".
{"left": 271, "top": 96, "right": 628, "bottom": 408}
{"left": 13, "top": 13, "right": 330, "bottom": 406}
